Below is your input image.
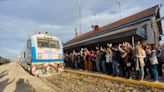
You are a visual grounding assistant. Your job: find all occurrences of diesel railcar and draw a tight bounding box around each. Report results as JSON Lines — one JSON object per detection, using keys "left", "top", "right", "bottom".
{"left": 19, "top": 32, "right": 64, "bottom": 77}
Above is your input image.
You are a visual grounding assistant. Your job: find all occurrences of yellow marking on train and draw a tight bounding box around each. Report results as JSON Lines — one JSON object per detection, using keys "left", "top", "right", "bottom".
{"left": 64, "top": 69, "right": 164, "bottom": 89}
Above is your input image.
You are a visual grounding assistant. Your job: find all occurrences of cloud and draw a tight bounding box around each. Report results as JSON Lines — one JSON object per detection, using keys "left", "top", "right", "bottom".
{"left": 0, "top": 15, "right": 75, "bottom": 59}
{"left": 78, "top": 4, "right": 142, "bottom": 33}
{"left": 36, "top": 24, "right": 75, "bottom": 41}
{"left": 0, "top": 47, "right": 19, "bottom": 60}
{"left": 0, "top": 0, "right": 79, "bottom": 25}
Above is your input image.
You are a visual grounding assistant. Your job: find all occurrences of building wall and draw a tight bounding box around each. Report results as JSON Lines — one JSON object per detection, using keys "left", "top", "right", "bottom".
{"left": 151, "top": 16, "right": 160, "bottom": 44}
{"left": 142, "top": 20, "right": 155, "bottom": 45}
{"left": 142, "top": 16, "right": 160, "bottom": 45}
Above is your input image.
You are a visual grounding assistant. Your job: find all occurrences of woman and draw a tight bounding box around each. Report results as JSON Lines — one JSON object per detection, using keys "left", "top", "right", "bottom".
{"left": 70, "top": 53, "right": 75, "bottom": 68}
{"left": 112, "top": 45, "right": 121, "bottom": 76}
{"left": 119, "top": 42, "right": 132, "bottom": 79}
{"left": 161, "top": 44, "right": 164, "bottom": 64}
{"left": 68, "top": 53, "right": 72, "bottom": 68}
{"left": 105, "top": 48, "right": 113, "bottom": 75}
{"left": 100, "top": 47, "right": 106, "bottom": 73}
{"left": 74, "top": 52, "right": 78, "bottom": 69}
{"left": 157, "top": 44, "right": 163, "bottom": 78}
{"left": 135, "top": 44, "right": 146, "bottom": 81}
{"left": 160, "top": 44, "right": 164, "bottom": 77}
{"left": 87, "top": 50, "right": 92, "bottom": 71}
{"left": 95, "top": 47, "right": 101, "bottom": 72}
{"left": 144, "top": 45, "right": 153, "bottom": 80}
{"left": 64, "top": 53, "right": 69, "bottom": 67}
{"left": 80, "top": 50, "right": 85, "bottom": 70}
{"left": 77, "top": 52, "right": 81, "bottom": 69}
{"left": 149, "top": 44, "right": 159, "bottom": 82}
{"left": 83, "top": 48, "right": 88, "bottom": 70}
{"left": 91, "top": 50, "right": 96, "bottom": 71}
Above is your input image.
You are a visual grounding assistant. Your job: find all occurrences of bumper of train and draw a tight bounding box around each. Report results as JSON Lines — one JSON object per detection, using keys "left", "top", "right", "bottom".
{"left": 31, "top": 62, "right": 64, "bottom": 77}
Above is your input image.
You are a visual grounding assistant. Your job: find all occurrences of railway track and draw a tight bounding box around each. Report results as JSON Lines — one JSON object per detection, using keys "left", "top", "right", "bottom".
{"left": 42, "top": 69, "right": 164, "bottom": 92}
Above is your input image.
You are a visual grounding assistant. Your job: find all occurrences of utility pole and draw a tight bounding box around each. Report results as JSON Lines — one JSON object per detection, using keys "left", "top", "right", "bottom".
{"left": 75, "top": 28, "right": 78, "bottom": 37}
{"left": 78, "top": 0, "right": 82, "bottom": 34}
{"left": 94, "top": 13, "right": 98, "bottom": 25}
{"left": 115, "top": 0, "right": 122, "bottom": 19}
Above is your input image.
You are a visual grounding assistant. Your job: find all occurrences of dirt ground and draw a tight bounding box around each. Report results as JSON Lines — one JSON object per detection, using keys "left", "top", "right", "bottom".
{"left": 0, "top": 62, "right": 58, "bottom": 92}
{"left": 43, "top": 72, "right": 164, "bottom": 92}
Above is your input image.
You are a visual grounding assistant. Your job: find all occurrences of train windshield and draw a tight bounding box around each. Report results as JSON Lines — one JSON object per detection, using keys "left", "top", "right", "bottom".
{"left": 38, "top": 39, "right": 60, "bottom": 48}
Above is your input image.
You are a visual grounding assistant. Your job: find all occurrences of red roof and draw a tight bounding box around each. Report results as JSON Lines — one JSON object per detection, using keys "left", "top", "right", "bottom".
{"left": 64, "top": 5, "right": 159, "bottom": 45}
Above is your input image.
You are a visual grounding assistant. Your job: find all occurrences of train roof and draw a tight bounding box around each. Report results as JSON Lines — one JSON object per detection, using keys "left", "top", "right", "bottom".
{"left": 31, "top": 33, "right": 60, "bottom": 41}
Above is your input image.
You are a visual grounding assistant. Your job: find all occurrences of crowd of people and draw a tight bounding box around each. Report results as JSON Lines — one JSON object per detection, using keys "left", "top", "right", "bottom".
{"left": 64, "top": 42, "right": 164, "bottom": 82}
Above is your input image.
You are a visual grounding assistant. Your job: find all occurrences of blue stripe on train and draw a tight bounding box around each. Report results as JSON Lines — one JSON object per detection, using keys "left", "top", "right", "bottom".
{"left": 32, "top": 47, "right": 36, "bottom": 62}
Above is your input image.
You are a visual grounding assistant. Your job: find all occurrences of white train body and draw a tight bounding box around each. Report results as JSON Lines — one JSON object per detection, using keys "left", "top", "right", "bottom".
{"left": 19, "top": 32, "right": 64, "bottom": 76}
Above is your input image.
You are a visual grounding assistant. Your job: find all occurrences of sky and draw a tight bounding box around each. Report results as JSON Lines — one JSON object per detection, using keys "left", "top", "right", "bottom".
{"left": 0, "top": 0, "right": 164, "bottom": 60}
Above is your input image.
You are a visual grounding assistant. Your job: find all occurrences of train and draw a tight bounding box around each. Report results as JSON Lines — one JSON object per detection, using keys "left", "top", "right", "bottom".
{"left": 19, "top": 32, "right": 64, "bottom": 77}
{"left": 0, "top": 56, "right": 10, "bottom": 65}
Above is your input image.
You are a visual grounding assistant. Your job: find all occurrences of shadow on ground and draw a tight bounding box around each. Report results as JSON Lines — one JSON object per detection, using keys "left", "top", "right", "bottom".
{"left": 14, "top": 78, "right": 36, "bottom": 92}
{"left": 0, "top": 70, "right": 8, "bottom": 78}
{"left": 0, "top": 70, "right": 14, "bottom": 92}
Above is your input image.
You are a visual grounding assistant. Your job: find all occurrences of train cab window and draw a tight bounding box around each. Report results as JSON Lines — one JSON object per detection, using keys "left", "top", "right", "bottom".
{"left": 49, "top": 40, "right": 60, "bottom": 49}
{"left": 37, "top": 39, "right": 60, "bottom": 49}
{"left": 38, "top": 40, "right": 49, "bottom": 48}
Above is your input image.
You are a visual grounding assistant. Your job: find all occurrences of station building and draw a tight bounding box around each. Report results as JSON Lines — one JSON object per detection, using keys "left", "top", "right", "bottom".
{"left": 64, "top": 5, "right": 163, "bottom": 52}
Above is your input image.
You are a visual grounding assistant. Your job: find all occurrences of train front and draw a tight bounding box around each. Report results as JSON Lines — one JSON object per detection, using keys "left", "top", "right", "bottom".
{"left": 31, "top": 33, "right": 64, "bottom": 77}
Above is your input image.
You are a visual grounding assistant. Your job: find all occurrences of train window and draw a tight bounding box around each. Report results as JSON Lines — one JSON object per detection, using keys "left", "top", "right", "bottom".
{"left": 38, "top": 39, "right": 49, "bottom": 48}
{"left": 24, "top": 52, "right": 25, "bottom": 59}
{"left": 37, "top": 39, "right": 60, "bottom": 49}
{"left": 27, "top": 39, "right": 31, "bottom": 49}
{"left": 49, "top": 40, "right": 60, "bottom": 49}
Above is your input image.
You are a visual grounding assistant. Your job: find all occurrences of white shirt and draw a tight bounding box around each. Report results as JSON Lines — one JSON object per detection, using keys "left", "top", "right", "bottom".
{"left": 106, "top": 53, "right": 112, "bottom": 63}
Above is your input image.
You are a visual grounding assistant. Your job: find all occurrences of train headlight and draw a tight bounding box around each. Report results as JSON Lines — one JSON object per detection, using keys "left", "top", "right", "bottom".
{"left": 58, "top": 54, "right": 61, "bottom": 59}
{"left": 38, "top": 53, "right": 42, "bottom": 59}
{"left": 44, "top": 34, "right": 52, "bottom": 39}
